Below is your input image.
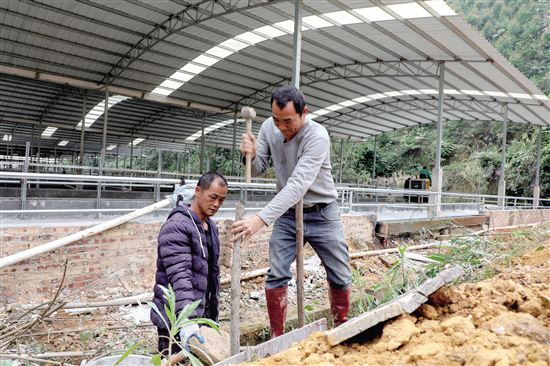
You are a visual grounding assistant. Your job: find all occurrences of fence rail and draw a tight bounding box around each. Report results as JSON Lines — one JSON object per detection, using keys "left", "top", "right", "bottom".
{"left": 1, "top": 172, "right": 548, "bottom": 217}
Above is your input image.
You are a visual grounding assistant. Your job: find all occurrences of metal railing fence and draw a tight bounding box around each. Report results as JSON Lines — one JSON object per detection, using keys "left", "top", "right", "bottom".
{"left": 1, "top": 172, "right": 548, "bottom": 218}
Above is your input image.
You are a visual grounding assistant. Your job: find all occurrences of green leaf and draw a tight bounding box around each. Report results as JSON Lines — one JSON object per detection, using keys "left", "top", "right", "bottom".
{"left": 179, "top": 300, "right": 201, "bottom": 320}
{"left": 148, "top": 301, "right": 170, "bottom": 330}
{"left": 150, "top": 354, "right": 162, "bottom": 366}
{"left": 182, "top": 349, "right": 204, "bottom": 366}
{"left": 79, "top": 330, "right": 93, "bottom": 343}
{"left": 113, "top": 341, "right": 141, "bottom": 366}
{"left": 427, "top": 254, "right": 449, "bottom": 262}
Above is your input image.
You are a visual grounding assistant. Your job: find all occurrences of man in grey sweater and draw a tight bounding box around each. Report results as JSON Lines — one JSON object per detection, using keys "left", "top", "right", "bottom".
{"left": 231, "top": 86, "right": 351, "bottom": 337}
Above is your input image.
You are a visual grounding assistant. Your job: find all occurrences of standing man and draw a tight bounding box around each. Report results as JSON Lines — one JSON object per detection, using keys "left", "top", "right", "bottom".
{"left": 151, "top": 172, "right": 228, "bottom": 356}
{"left": 419, "top": 165, "right": 432, "bottom": 185}
{"left": 231, "top": 86, "right": 351, "bottom": 337}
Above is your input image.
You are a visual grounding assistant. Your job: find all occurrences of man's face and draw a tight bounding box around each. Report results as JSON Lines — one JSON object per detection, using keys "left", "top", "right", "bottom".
{"left": 195, "top": 179, "right": 228, "bottom": 217}
{"left": 272, "top": 100, "right": 308, "bottom": 141}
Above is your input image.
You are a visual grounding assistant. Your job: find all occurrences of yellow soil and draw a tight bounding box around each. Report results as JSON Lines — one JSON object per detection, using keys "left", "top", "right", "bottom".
{"left": 243, "top": 244, "right": 550, "bottom": 366}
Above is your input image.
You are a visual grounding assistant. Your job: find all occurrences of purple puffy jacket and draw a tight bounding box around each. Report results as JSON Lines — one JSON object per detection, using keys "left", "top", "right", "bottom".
{"left": 150, "top": 205, "right": 220, "bottom": 329}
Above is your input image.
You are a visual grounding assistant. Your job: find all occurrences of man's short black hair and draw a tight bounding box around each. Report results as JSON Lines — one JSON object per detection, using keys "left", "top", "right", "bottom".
{"left": 197, "top": 172, "right": 228, "bottom": 190}
{"left": 271, "top": 85, "right": 306, "bottom": 115}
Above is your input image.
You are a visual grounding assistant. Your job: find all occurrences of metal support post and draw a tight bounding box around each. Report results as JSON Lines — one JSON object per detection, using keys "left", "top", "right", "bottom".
{"left": 231, "top": 107, "right": 238, "bottom": 177}
{"left": 533, "top": 126, "right": 542, "bottom": 208}
{"left": 130, "top": 134, "right": 134, "bottom": 170}
{"left": 20, "top": 142, "right": 30, "bottom": 216}
{"left": 115, "top": 137, "right": 119, "bottom": 169}
{"left": 155, "top": 150, "right": 162, "bottom": 202}
{"left": 143, "top": 147, "right": 148, "bottom": 171}
{"left": 184, "top": 147, "right": 189, "bottom": 175}
{"left": 497, "top": 104, "right": 508, "bottom": 208}
{"left": 36, "top": 120, "right": 42, "bottom": 174}
{"left": 80, "top": 91, "right": 86, "bottom": 167}
{"left": 76, "top": 91, "right": 88, "bottom": 190}
{"left": 372, "top": 135, "right": 377, "bottom": 186}
{"left": 429, "top": 61, "right": 445, "bottom": 217}
{"left": 200, "top": 112, "right": 206, "bottom": 174}
{"left": 101, "top": 85, "right": 109, "bottom": 170}
{"left": 96, "top": 86, "right": 109, "bottom": 218}
{"left": 338, "top": 139, "right": 344, "bottom": 183}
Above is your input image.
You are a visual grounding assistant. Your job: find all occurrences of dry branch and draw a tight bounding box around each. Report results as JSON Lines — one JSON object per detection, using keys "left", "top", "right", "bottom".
{"left": 0, "top": 260, "right": 68, "bottom": 348}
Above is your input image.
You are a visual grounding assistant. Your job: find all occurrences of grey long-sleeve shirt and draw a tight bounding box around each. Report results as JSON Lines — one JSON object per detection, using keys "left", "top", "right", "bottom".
{"left": 252, "top": 116, "right": 338, "bottom": 226}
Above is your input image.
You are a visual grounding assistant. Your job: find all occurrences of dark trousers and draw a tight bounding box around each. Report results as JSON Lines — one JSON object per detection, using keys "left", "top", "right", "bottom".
{"left": 157, "top": 327, "right": 183, "bottom": 357}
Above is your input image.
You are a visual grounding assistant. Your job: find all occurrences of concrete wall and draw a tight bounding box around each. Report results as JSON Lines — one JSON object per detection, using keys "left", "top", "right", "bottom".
{"left": 0, "top": 213, "right": 376, "bottom": 305}
{"left": 486, "top": 209, "right": 550, "bottom": 229}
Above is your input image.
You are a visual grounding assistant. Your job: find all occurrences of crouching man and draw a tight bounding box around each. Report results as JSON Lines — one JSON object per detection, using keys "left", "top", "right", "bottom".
{"left": 151, "top": 172, "right": 228, "bottom": 356}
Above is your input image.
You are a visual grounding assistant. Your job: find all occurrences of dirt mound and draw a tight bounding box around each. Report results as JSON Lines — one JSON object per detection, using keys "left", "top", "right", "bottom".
{"left": 244, "top": 245, "right": 550, "bottom": 366}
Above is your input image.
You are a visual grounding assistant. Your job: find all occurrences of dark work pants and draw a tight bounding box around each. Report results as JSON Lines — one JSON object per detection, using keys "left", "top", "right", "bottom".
{"left": 157, "top": 327, "right": 183, "bottom": 357}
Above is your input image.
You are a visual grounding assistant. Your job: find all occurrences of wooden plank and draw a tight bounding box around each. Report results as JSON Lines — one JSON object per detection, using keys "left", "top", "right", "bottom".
{"left": 215, "top": 318, "right": 327, "bottom": 366}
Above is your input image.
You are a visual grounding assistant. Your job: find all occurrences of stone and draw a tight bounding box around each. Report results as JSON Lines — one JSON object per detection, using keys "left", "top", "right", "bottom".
{"left": 249, "top": 291, "right": 261, "bottom": 300}
{"left": 488, "top": 312, "right": 550, "bottom": 344}
{"left": 417, "top": 304, "right": 438, "bottom": 320}
{"left": 189, "top": 326, "right": 230, "bottom": 365}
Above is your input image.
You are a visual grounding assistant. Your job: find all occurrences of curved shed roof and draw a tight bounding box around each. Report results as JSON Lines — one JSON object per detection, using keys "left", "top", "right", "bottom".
{"left": 1, "top": 0, "right": 548, "bottom": 153}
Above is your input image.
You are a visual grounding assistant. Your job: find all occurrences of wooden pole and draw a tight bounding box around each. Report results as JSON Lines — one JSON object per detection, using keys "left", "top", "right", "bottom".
{"left": 230, "top": 106, "right": 256, "bottom": 355}
{"left": 295, "top": 200, "right": 305, "bottom": 327}
{"left": 292, "top": 0, "right": 305, "bottom": 328}
{"left": 230, "top": 202, "right": 245, "bottom": 355}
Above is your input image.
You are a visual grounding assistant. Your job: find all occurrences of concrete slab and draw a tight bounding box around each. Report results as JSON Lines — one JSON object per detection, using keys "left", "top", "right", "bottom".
{"left": 396, "top": 292, "right": 428, "bottom": 313}
{"left": 326, "top": 302, "right": 403, "bottom": 346}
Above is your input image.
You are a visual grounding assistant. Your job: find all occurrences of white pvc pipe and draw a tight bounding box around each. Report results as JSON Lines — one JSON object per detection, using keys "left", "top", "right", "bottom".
{"left": 0, "top": 199, "right": 171, "bottom": 269}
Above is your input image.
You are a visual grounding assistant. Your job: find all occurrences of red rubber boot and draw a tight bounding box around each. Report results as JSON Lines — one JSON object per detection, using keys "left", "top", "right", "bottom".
{"left": 329, "top": 286, "right": 350, "bottom": 327}
{"left": 265, "top": 287, "right": 288, "bottom": 338}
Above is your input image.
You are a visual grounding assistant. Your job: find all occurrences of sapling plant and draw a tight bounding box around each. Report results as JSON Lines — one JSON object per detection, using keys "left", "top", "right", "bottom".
{"left": 115, "top": 284, "right": 219, "bottom": 366}
{"left": 148, "top": 284, "right": 220, "bottom": 366}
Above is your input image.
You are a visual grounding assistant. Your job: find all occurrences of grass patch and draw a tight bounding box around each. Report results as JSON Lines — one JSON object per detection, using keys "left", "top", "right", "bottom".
{"left": 352, "top": 223, "right": 549, "bottom": 313}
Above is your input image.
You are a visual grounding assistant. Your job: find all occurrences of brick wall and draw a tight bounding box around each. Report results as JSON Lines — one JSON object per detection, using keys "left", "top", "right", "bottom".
{"left": 1, "top": 214, "right": 376, "bottom": 305}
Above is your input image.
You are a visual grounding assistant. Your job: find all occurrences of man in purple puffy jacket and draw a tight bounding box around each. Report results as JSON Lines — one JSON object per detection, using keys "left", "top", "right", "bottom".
{"left": 151, "top": 172, "right": 228, "bottom": 356}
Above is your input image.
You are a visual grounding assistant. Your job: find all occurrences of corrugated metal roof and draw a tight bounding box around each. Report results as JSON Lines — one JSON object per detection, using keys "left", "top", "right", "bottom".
{"left": 1, "top": 0, "right": 548, "bottom": 157}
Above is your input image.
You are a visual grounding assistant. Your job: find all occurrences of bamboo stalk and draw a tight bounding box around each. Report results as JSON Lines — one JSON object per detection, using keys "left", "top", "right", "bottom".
{"left": 0, "top": 354, "right": 78, "bottom": 365}
{"left": 20, "top": 323, "right": 153, "bottom": 337}
{"left": 349, "top": 243, "right": 443, "bottom": 259}
{"left": 0, "top": 351, "right": 95, "bottom": 358}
